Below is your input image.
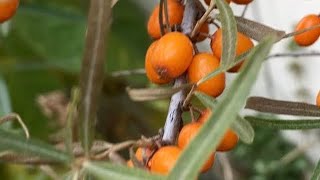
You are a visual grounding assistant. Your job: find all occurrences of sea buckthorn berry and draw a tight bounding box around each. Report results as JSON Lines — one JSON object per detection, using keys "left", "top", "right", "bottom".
{"left": 217, "top": 129, "right": 239, "bottom": 152}
{"left": 151, "top": 32, "right": 194, "bottom": 80}
{"left": 316, "top": 90, "right": 320, "bottom": 107}
{"left": 147, "top": 0, "right": 184, "bottom": 39}
{"left": 0, "top": 0, "right": 19, "bottom": 23}
{"left": 205, "top": 0, "right": 231, "bottom": 5}
{"left": 127, "top": 147, "right": 152, "bottom": 168}
{"left": 294, "top": 14, "right": 320, "bottom": 47}
{"left": 195, "top": 22, "right": 209, "bottom": 42}
{"left": 188, "top": 53, "right": 225, "bottom": 97}
{"left": 145, "top": 41, "right": 172, "bottom": 84}
{"left": 149, "top": 146, "right": 181, "bottom": 175}
{"left": 231, "top": 0, "right": 253, "bottom": 5}
{"left": 211, "top": 28, "right": 254, "bottom": 72}
{"left": 178, "top": 122, "right": 215, "bottom": 172}
{"left": 197, "top": 108, "right": 212, "bottom": 123}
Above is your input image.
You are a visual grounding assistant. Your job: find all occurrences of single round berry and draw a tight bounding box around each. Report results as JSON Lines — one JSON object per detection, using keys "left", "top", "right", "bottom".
{"left": 151, "top": 32, "right": 194, "bottom": 80}
{"left": 149, "top": 146, "right": 181, "bottom": 175}
{"left": 316, "top": 90, "right": 320, "bottom": 107}
{"left": 145, "top": 41, "right": 173, "bottom": 84}
{"left": 231, "top": 0, "right": 253, "bottom": 5}
{"left": 294, "top": 14, "right": 320, "bottom": 47}
{"left": 197, "top": 108, "right": 213, "bottom": 123}
{"left": 211, "top": 29, "right": 254, "bottom": 72}
{"left": 205, "top": 0, "right": 231, "bottom": 5}
{"left": 188, "top": 53, "right": 225, "bottom": 97}
{"left": 126, "top": 147, "right": 152, "bottom": 168}
{"left": 217, "top": 129, "right": 239, "bottom": 152}
{"left": 178, "top": 122, "right": 215, "bottom": 172}
{"left": 0, "top": 0, "right": 19, "bottom": 23}
{"left": 147, "top": 0, "right": 184, "bottom": 39}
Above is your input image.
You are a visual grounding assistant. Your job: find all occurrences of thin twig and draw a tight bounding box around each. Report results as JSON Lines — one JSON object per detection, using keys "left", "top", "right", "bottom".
{"left": 111, "top": 68, "right": 145, "bottom": 77}
{"left": 267, "top": 51, "right": 320, "bottom": 60}
{"left": 219, "top": 154, "right": 234, "bottom": 180}
{"left": 282, "top": 24, "right": 320, "bottom": 39}
{"left": 162, "top": 0, "right": 198, "bottom": 145}
{"left": 241, "top": 5, "right": 249, "bottom": 17}
{"left": 280, "top": 140, "right": 317, "bottom": 165}
{"left": 39, "top": 165, "right": 60, "bottom": 180}
{"left": 190, "top": 0, "right": 216, "bottom": 38}
{"left": 0, "top": 113, "right": 30, "bottom": 139}
{"left": 163, "top": 0, "right": 171, "bottom": 32}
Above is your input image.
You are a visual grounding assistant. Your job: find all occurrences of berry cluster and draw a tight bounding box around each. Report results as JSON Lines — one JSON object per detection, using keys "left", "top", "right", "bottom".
{"left": 0, "top": 0, "right": 19, "bottom": 23}
{"left": 127, "top": 109, "right": 238, "bottom": 175}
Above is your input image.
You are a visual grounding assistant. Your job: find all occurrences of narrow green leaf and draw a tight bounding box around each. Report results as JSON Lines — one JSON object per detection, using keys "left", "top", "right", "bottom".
{"left": 126, "top": 84, "right": 192, "bottom": 102}
{"left": 215, "top": 0, "right": 237, "bottom": 67}
{"left": 311, "top": 160, "right": 320, "bottom": 180}
{"left": 231, "top": 116, "right": 255, "bottom": 144}
{"left": 0, "top": 76, "right": 12, "bottom": 117}
{"left": 245, "top": 116, "right": 320, "bottom": 130}
{"left": 79, "top": 0, "right": 111, "bottom": 156}
{"left": 0, "top": 129, "right": 71, "bottom": 162}
{"left": 168, "top": 36, "right": 276, "bottom": 180}
{"left": 245, "top": 96, "right": 320, "bottom": 117}
{"left": 235, "top": 16, "right": 286, "bottom": 42}
{"left": 83, "top": 161, "right": 165, "bottom": 180}
{"left": 193, "top": 92, "right": 217, "bottom": 107}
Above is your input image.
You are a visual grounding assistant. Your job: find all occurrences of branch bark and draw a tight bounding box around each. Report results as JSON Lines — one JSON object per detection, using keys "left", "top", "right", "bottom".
{"left": 161, "top": 0, "right": 198, "bottom": 144}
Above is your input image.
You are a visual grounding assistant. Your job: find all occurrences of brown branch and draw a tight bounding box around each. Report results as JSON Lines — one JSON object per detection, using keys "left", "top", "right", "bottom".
{"left": 267, "top": 51, "right": 320, "bottom": 60}
{"left": 161, "top": 0, "right": 198, "bottom": 145}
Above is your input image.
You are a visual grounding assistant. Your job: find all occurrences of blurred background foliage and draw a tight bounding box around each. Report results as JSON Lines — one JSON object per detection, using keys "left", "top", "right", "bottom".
{"left": 0, "top": 0, "right": 313, "bottom": 179}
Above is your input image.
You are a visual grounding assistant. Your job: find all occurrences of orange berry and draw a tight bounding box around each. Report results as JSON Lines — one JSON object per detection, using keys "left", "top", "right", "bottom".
{"left": 197, "top": 108, "right": 212, "bottom": 123}
{"left": 149, "top": 146, "right": 181, "bottom": 175}
{"left": 0, "top": 0, "right": 19, "bottom": 23}
{"left": 147, "top": 0, "right": 184, "bottom": 39}
{"left": 195, "top": 23, "right": 209, "bottom": 42}
{"left": 217, "top": 129, "right": 239, "bottom": 152}
{"left": 145, "top": 41, "right": 172, "bottom": 84}
{"left": 205, "top": 0, "right": 231, "bottom": 5}
{"left": 294, "top": 14, "right": 320, "bottom": 47}
{"left": 127, "top": 160, "right": 134, "bottom": 168}
{"left": 211, "top": 28, "right": 254, "bottom": 73}
{"left": 231, "top": 0, "right": 253, "bottom": 5}
{"left": 151, "top": 32, "right": 194, "bottom": 79}
{"left": 178, "top": 122, "right": 215, "bottom": 172}
{"left": 127, "top": 147, "right": 152, "bottom": 168}
{"left": 317, "top": 91, "right": 320, "bottom": 107}
{"left": 188, "top": 53, "right": 225, "bottom": 97}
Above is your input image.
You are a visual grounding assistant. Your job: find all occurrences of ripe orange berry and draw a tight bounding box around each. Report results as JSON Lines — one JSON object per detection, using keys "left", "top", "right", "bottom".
{"left": 231, "top": 0, "right": 253, "bottom": 5}
{"left": 149, "top": 146, "right": 181, "bottom": 175}
{"left": 195, "top": 23, "right": 209, "bottom": 42}
{"left": 294, "top": 14, "right": 320, "bottom": 47}
{"left": 197, "top": 108, "right": 212, "bottom": 123}
{"left": 151, "top": 32, "right": 194, "bottom": 80}
{"left": 147, "top": 0, "right": 184, "bottom": 39}
{"left": 205, "top": 0, "right": 231, "bottom": 5}
{"left": 127, "top": 160, "right": 134, "bottom": 168}
{"left": 0, "top": 0, "right": 19, "bottom": 23}
{"left": 316, "top": 90, "right": 320, "bottom": 107}
{"left": 188, "top": 53, "right": 225, "bottom": 97}
{"left": 217, "top": 129, "right": 239, "bottom": 152}
{"left": 178, "top": 122, "right": 215, "bottom": 172}
{"left": 127, "top": 147, "right": 152, "bottom": 168}
{"left": 211, "top": 28, "right": 254, "bottom": 72}
{"left": 145, "top": 41, "right": 173, "bottom": 84}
